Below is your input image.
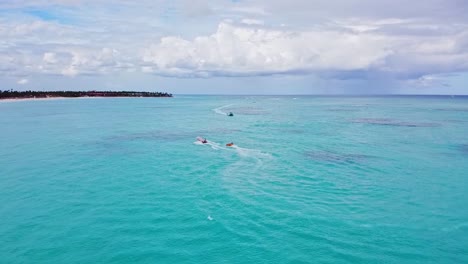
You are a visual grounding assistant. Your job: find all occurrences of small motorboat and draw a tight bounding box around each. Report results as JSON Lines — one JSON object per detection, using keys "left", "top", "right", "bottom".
{"left": 197, "top": 137, "right": 208, "bottom": 144}
{"left": 226, "top": 142, "right": 234, "bottom": 147}
{"left": 227, "top": 112, "right": 234, "bottom": 116}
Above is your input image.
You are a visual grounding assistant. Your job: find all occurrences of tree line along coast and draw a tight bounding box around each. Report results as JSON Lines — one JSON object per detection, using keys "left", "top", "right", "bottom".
{"left": 0, "top": 90, "right": 173, "bottom": 99}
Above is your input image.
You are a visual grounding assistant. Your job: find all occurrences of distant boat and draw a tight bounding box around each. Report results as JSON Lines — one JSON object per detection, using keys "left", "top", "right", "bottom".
{"left": 196, "top": 137, "right": 208, "bottom": 143}
{"left": 227, "top": 112, "right": 234, "bottom": 116}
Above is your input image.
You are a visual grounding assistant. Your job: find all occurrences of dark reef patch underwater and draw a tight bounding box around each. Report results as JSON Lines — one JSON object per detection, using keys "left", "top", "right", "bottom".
{"left": 351, "top": 118, "right": 440, "bottom": 127}
{"left": 459, "top": 144, "right": 468, "bottom": 154}
{"left": 305, "top": 150, "right": 373, "bottom": 164}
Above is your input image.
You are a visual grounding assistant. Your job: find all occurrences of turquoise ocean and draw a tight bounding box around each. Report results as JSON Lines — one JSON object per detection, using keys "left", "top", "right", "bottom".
{"left": 1, "top": 95, "right": 467, "bottom": 263}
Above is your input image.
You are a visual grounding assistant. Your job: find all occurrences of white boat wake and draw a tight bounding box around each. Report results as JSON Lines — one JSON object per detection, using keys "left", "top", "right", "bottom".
{"left": 194, "top": 138, "right": 271, "bottom": 160}
{"left": 213, "top": 104, "right": 233, "bottom": 116}
{"left": 194, "top": 139, "right": 228, "bottom": 150}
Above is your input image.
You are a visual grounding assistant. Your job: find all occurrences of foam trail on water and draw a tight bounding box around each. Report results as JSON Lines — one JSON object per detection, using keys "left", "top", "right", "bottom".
{"left": 213, "top": 104, "right": 233, "bottom": 116}
{"left": 231, "top": 145, "right": 272, "bottom": 166}
{"left": 194, "top": 139, "right": 271, "bottom": 157}
{"left": 195, "top": 138, "right": 273, "bottom": 181}
{"left": 194, "top": 140, "right": 229, "bottom": 150}
{"left": 231, "top": 145, "right": 271, "bottom": 159}
{"left": 207, "top": 141, "right": 228, "bottom": 150}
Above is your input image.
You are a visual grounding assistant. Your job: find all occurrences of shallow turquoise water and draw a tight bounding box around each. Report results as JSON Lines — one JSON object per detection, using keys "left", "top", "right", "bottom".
{"left": 1, "top": 96, "right": 467, "bottom": 263}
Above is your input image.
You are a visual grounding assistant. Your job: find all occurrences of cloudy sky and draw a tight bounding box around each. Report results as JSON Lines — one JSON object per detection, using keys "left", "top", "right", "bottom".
{"left": 1, "top": 0, "right": 468, "bottom": 94}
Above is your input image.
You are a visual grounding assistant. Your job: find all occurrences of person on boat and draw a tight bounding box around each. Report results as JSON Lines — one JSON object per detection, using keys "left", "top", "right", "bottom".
{"left": 202, "top": 139, "right": 208, "bottom": 143}
{"left": 226, "top": 142, "right": 234, "bottom": 147}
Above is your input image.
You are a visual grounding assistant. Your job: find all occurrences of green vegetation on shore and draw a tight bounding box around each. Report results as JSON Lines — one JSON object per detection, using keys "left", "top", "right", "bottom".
{"left": 0, "top": 90, "right": 172, "bottom": 99}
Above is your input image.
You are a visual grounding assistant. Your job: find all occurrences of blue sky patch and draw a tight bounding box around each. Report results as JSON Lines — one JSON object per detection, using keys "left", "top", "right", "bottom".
{"left": 24, "top": 9, "right": 73, "bottom": 24}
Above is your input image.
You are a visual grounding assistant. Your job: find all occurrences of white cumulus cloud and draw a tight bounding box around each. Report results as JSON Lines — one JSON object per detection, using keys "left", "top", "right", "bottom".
{"left": 142, "top": 22, "right": 391, "bottom": 77}
{"left": 241, "top": 19, "right": 264, "bottom": 25}
{"left": 17, "top": 78, "right": 29, "bottom": 84}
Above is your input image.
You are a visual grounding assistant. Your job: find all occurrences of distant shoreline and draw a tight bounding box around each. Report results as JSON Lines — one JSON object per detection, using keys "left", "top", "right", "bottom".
{"left": 0, "top": 96, "right": 173, "bottom": 103}
{"left": 0, "top": 90, "right": 173, "bottom": 102}
{"left": 0, "top": 97, "right": 108, "bottom": 103}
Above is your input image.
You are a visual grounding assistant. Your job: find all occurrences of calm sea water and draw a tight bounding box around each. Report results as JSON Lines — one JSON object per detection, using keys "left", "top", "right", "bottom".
{"left": 1, "top": 96, "right": 467, "bottom": 263}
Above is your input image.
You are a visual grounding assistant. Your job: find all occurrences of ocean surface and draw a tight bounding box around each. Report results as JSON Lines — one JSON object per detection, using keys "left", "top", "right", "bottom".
{"left": 1, "top": 95, "right": 467, "bottom": 263}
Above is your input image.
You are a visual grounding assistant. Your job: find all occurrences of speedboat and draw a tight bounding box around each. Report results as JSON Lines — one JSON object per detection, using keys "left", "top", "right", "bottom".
{"left": 226, "top": 142, "right": 234, "bottom": 147}
{"left": 197, "top": 137, "right": 208, "bottom": 144}
{"left": 227, "top": 112, "right": 234, "bottom": 116}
